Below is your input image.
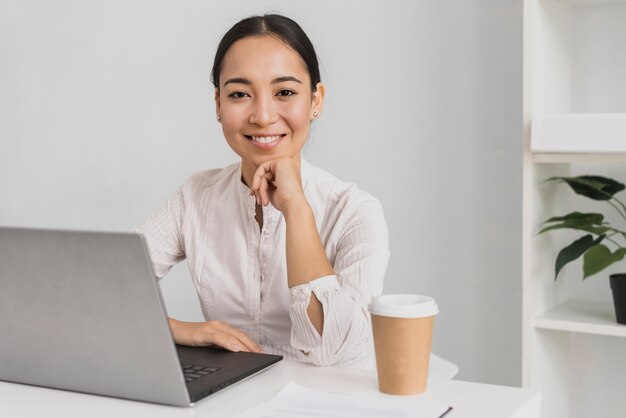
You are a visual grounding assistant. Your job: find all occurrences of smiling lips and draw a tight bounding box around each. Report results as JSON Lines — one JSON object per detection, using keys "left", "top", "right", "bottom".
{"left": 245, "top": 134, "right": 286, "bottom": 149}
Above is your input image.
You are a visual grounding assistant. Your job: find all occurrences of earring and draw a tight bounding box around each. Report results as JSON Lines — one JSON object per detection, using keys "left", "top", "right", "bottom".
{"left": 313, "top": 112, "right": 319, "bottom": 118}
{"left": 216, "top": 115, "right": 221, "bottom": 122}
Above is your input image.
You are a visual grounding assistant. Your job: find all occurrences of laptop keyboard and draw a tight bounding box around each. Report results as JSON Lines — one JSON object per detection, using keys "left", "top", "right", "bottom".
{"left": 182, "top": 364, "right": 220, "bottom": 383}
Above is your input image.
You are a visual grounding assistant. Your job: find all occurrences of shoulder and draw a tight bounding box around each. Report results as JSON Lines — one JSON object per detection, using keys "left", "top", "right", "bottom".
{"left": 179, "top": 162, "right": 239, "bottom": 197}
{"left": 304, "top": 162, "right": 387, "bottom": 249}
{"left": 305, "top": 160, "right": 384, "bottom": 215}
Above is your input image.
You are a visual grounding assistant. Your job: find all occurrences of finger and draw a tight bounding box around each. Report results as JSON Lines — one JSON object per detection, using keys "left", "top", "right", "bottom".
{"left": 258, "top": 172, "right": 273, "bottom": 206}
{"left": 194, "top": 321, "right": 250, "bottom": 352}
{"left": 207, "top": 331, "right": 251, "bottom": 353}
{"left": 262, "top": 171, "right": 274, "bottom": 184}
{"left": 215, "top": 322, "right": 262, "bottom": 353}
{"left": 260, "top": 176, "right": 270, "bottom": 206}
{"left": 255, "top": 171, "right": 273, "bottom": 190}
{"left": 251, "top": 163, "right": 270, "bottom": 192}
{"left": 252, "top": 162, "right": 277, "bottom": 188}
{"left": 264, "top": 172, "right": 275, "bottom": 205}
{"left": 225, "top": 328, "right": 263, "bottom": 353}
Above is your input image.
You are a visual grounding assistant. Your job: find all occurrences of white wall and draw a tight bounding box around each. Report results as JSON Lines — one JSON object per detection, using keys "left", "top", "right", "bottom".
{"left": 0, "top": 0, "right": 522, "bottom": 386}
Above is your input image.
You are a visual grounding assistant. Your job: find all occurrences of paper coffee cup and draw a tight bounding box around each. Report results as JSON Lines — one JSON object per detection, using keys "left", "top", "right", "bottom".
{"left": 368, "top": 294, "right": 439, "bottom": 395}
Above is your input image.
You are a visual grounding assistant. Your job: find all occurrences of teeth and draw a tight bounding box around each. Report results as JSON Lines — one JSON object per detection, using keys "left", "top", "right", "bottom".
{"left": 251, "top": 135, "right": 281, "bottom": 144}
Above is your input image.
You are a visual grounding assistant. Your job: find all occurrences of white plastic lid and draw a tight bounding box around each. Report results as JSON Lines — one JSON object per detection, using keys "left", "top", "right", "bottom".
{"left": 368, "top": 294, "right": 439, "bottom": 318}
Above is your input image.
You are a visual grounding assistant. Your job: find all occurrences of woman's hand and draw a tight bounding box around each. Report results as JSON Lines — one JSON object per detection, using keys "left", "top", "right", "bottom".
{"left": 168, "top": 318, "right": 263, "bottom": 353}
{"left": 249, "top": 157, "right": 308, "bottom": 213}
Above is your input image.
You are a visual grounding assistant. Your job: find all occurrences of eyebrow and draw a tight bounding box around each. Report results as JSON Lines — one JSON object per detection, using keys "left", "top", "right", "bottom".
{"left": 272, "top": 76, "right": 302, "bottom": 85}
{"left": 223, "top": 76, "right": 302, "bottom": 86}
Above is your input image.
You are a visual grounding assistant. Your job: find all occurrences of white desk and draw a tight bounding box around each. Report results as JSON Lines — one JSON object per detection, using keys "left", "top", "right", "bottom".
{"left": 1, "top": 360, "right": 540, "bottom": 418}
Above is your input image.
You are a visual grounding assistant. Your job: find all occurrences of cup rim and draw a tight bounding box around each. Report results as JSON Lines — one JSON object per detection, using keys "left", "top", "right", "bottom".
{"left": 368, "top": 294, "right": 439, "bottom": 318}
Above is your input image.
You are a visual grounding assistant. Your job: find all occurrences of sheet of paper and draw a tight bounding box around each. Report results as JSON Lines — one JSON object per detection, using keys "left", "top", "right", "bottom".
{"left": 235, "top": 381, "right": 451, "bottom": 418}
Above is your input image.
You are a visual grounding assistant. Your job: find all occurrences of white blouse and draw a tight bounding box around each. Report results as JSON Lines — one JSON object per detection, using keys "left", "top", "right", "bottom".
{"left": 137, "top": 159, "right": 389, "bottom": 367}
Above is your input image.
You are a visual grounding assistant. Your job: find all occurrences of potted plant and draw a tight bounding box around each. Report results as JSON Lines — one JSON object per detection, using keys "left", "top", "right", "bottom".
{"left": 539, "top": 175, "right": 626, "bottom": 324}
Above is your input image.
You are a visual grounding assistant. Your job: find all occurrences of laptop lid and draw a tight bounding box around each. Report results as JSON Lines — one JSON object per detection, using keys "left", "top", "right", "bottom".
{"left": 0, "top": 226, "right": 281, "bottom": 407}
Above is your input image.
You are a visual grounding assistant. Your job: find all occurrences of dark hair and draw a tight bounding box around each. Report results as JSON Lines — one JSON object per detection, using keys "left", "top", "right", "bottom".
{"left": 211, "top": 14, "right": 321, "bottom": 92}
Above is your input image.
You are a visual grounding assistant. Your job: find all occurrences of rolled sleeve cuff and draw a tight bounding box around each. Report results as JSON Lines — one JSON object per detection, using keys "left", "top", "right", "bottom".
{"left": 289, "top": 275, "right": 339, "bottom": 302}
{"left": 288, "top": 275, "right": 340, "bottom": 351}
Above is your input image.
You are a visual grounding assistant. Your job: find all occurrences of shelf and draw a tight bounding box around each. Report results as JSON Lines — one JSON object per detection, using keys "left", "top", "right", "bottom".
{"left": 532, "top": 152, "right": 626, "bottom": 164}
{"left": 531, "top": 114, "right": 626, "bottom": 154}
{"left": 533, "top": 300, "right": 626, "bottom": 337}
{"left": 560, "top": 0, "right": 626, "bottom": 5}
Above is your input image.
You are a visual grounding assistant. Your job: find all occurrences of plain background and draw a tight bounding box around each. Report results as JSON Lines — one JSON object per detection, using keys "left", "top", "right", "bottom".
{"left": 0, "top": 0, "right": 522, "bottom": 386}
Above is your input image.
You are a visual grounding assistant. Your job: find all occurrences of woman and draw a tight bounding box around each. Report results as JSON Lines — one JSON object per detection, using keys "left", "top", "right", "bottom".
{"left": 138, "top": 14, "right": 389, "bottom": 367}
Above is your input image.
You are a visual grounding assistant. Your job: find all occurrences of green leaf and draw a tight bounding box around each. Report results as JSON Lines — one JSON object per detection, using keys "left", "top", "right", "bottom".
{"left": 583, "top": 245, "right": 626, "bottom": 279}
{"left": 543, "top": 212, "right": 604, "bottom": 225}
{"left": 545, "top": 175, "right": 625, "bottom": 201}
{"left": 554, "top": 234, "right": 606, "bottom": 280}
{"left": 539, "top": 212, "right": 609, "bottom": 235}
{"left": 540, "top": 224, "right": 610, "bottom": 235}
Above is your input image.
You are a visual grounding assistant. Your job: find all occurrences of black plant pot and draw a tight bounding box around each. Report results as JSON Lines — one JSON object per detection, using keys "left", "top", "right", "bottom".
{"left": 610, "top": 274, "right": 626, "bottom": 325}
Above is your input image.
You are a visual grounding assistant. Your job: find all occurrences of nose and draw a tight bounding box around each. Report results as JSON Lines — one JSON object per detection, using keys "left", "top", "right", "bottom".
{"left": 248, "top": 94, "right": 277, "bottom": 127}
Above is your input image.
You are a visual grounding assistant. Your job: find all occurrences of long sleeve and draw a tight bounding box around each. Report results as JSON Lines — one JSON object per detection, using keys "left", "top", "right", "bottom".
{"left": 130, "top": 162, "right": 391, "bottom": 367}
{"left": 288, "top": 199, "right": 390, "bottom": 366}
{"left": 135, "top": 188, "right": 186, "bottom": 279}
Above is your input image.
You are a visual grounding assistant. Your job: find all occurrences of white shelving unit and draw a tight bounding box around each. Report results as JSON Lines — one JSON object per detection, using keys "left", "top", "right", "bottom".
{"left": 534, "top": 300, "right": 626, "bottom": 337}
{"left": 523, "top": 0, "right": 626, "bottom": 417}
{"left": 532, "top": 114, "right": 626, "bottom": 153}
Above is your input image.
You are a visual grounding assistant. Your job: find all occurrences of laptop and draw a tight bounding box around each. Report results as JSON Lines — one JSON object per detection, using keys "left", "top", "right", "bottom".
{"left": 0, "top": 226, "right": 282, "bottom": 407}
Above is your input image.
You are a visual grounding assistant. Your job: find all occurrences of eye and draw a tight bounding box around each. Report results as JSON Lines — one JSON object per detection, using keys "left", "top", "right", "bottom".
{"left": 276, "top": 89, "right": 296, "bottom": 97}
{"left": 228, "top": 91, "right": 249, "bottom": 99}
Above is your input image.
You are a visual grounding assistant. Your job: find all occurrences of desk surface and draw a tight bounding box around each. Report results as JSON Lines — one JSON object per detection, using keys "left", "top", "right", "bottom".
{"left": 0, "top": 360, "right": 540, "bottom": 418}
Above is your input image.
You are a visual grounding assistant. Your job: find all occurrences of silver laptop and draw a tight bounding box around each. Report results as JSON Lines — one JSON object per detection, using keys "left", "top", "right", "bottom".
{"left": 0, "top": 226, "right": 282, "bottom": 406}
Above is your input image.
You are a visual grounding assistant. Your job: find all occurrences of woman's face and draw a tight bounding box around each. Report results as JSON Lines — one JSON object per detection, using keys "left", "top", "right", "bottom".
{"left": 215, "top": 35, "right": 324, "bottom": 170}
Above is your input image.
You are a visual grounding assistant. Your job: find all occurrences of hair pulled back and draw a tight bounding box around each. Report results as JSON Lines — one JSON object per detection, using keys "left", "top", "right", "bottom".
{"left": 211, "top": 14, "right": 321, "bottom": 92}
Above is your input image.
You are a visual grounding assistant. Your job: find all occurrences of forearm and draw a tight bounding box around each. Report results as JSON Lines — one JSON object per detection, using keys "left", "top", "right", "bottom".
{"left": 283, "top": 200, "right": 334, "bottom": 335}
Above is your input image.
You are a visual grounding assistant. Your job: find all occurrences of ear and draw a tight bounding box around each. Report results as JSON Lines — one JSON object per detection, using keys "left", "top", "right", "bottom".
{"left": 311, "top": 82, "right": 325, "bottom": 121}
{"left": 214, "top": 87, "right": 221, "bottom": 119}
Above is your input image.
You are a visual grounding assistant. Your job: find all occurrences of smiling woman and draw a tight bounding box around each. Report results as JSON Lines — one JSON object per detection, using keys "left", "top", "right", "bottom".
{"left": 136, "top": 14, "right": 389, "bottom": 367}
{"left": 215, "top": 34, "right": 322, "bottom": 180}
